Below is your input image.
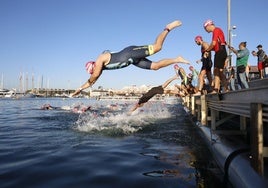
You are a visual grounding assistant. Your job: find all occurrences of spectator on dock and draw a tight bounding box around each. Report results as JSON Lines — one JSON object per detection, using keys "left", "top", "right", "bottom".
{"left": 252, "top": 44, "right": 266, "bottom": 79}
{"left": 71, "top": 20, "right": 190, "bottom": 97}
{"left": 227, "top": 66, "right": 236, "bottom": 91}
{"left": 263, "top": 55, "right": 268, "bottom": 78}
{"left": 194, "top": 35, "right": 213, "bottom": 95}
{"left": 203, "top": 19, "right": 228, "bottom": 93}
{"left": 228, "top": 41, "right": 250, "bottom": 89}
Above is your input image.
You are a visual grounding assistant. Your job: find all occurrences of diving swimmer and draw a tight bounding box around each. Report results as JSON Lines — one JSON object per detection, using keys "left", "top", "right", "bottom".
{"left": 129, "top": 75, "right": 180, "bottom": 113}
{"left": 71, "top": 20, "right": 190, "bottom": 97}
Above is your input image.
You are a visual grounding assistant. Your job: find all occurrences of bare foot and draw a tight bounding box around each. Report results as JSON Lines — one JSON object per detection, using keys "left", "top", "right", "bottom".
{"left": 166, "top": 20, "right": 182, "bottom": 30}
{"left": 176, "top": 56, "right": 190, "bottom": 64}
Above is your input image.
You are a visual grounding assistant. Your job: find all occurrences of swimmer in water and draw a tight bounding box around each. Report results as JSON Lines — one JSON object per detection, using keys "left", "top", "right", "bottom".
{"left": 40, "top": 103, "right": 91, "bottom": 113}
{"left": 41, "top": 104, "right": 55, "bottom": 110}
{"left": 72, "top": 104, "right": 92, "bottom": 114}
{"left": 71, "top": 20, "right": 190, "bottom": 97}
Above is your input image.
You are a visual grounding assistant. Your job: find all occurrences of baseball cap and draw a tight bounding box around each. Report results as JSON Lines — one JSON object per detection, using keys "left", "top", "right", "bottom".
{"left": 257, "top": 44, "right": 262, "bottom": 48}
{"left": 203, "top": 19, "right": 214, "bottom": 28}
{"left": 85, "top": 61, "right": 96, "bottom": 74}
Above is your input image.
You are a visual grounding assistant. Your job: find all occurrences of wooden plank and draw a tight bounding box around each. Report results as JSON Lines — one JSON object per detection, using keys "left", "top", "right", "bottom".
{"left": 208, "top": 106, "right": 250, "bottom": 117}
{"left": 240, "top": 116, "right": 247, "bottom": 131}
{"left": 249, "top": 78, "right": 268, "bottom": 88}
{"left": 201, "top": 95, "right": 207, "bottom": 125}
{"left": 213, "top": 130, "right": 247, "bottom": 135}
{"left": 197, "top": 104, "right": 201, "bottom": 121}
{"left": 219, "top": 85, "right": 268, "bottom": 102}
{"left": 215, "top": 114, "right": 236, "bottom": 128}
{"left": 211, "top": 109, "right": 216, "bottom": 130}
{"left": 191, "top": 96, "right": 195, "bottom": 116}
{"left": 263, "top": 147, "right": 268, "bottom": 158}
{"left": 250, "top": 103, "right": 264, "bottom": 176}
{"left": 186, "top": 96, "right": 190, "bottom": 109}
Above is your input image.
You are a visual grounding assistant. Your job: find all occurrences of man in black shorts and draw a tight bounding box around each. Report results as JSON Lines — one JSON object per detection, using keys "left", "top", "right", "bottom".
{"left": 71, "top": 20, "right": 190, "bottom": 97}
{"left": 203, "top": 19, "right": 228, "bottom": 93}
{"left": 129, "top": 75, "right": 179, "bottom": 113}
{"left": 194, "top": 35, "right": 213, "bottom": 95}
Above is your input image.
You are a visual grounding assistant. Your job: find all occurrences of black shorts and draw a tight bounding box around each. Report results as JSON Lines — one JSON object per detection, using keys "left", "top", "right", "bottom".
{"left": 138, "top": 86, "right": 164, "bottom": 104}
{"left": 106, "top": 45, "right": 153, "bottom": 70}
{"left": 201, "top": 57, "right": 212, "bottom": 71}
{"left": 214, "top": 45, "right": 227, "bottom": 69}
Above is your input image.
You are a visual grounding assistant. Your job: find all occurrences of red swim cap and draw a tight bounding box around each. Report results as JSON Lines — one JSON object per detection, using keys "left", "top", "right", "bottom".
{"left": 174, "top": 64, "right": 179, "bottom": 69}
{"left": 195, "top": 35, "right": 203, "bottom": 42}
{"left": 85, "top": 61, "right": 95, "bottom": 74}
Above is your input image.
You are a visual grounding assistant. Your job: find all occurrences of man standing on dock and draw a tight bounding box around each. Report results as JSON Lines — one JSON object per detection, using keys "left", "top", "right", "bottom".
{"left": 252, "top": 44, "right": 266, "bottom": 79}
{"left": 228, "top": 42, "right": 250, "bottom": 89}
{"left": 194, "top": 35, "right": 213, "bottom": 95}
{"left": 203, "top": 19, "right": 228, "bottom": 93}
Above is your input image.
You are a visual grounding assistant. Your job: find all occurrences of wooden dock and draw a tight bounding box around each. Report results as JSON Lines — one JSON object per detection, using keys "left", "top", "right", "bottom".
{"left": 182, "top": 78, "right": 268, "bottom": 182}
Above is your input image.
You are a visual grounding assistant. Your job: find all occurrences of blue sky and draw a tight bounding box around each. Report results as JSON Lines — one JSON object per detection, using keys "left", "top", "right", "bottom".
{"left": 1, "top": 0, "right": 267, "bottom": 90}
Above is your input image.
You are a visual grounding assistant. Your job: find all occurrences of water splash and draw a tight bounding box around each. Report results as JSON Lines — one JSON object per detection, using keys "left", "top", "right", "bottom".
{"left": 74, "top": 102, "right": 174, "bottom": 135}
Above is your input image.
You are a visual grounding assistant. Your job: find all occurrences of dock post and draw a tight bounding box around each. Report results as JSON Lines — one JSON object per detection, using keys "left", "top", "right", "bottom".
{"left": 186, "top": 96, "right": 190, "bottom": 109}
{"left": 191, "top": 96, "right": 195, "bottom": 116}
{"left": 201, "top": 95, "right": 207, "bottom": 125}
{"left": 240, "top": 116, "right": 247, "bottom": 131}
{"left": 250, "top": 103, "right": 263, "bottom": 176}
{"left": 211, "top": 109, "right": 216, "bottom": 130}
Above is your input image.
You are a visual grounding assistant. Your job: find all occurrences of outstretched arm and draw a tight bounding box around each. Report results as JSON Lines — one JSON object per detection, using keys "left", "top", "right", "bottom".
{"left": 228, "top": 45, "right": 238, "bottom": 55}
{"left": 128, "top": 103, "right": 144, "bottom": 114}
{"left": 71, "top": 71, "right": 102, "bottom": 97}
{"left": 71, "top": 56, "right": 105, "bottom": 97}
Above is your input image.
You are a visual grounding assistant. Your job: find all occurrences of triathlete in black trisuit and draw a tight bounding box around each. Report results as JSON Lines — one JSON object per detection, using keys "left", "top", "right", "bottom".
{"left": 129, "top": 75, "right": 180, "bottom": 113}
{"left": 71, "top": 20, "right": 190, "bottom": 97}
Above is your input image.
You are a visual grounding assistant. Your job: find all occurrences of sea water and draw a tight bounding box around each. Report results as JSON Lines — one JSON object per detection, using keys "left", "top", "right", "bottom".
{"left": 0, "top": 98, "right": 224, "bottom": 188}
